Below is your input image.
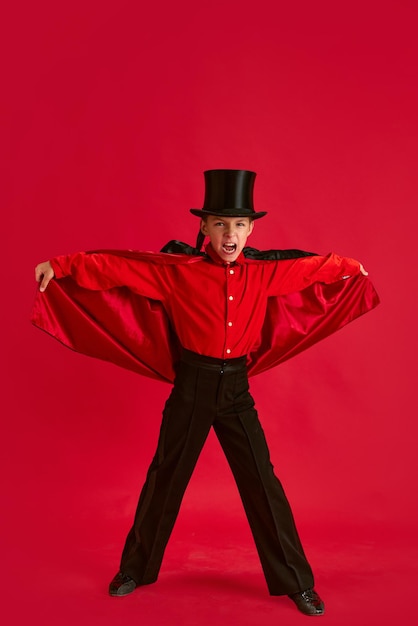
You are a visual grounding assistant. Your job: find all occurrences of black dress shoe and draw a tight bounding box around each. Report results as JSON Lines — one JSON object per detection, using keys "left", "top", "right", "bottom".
{"left": 109, "top": 571, "right": 137, "bottom": 596}
{"left": 288, "top": 589, "right": 325, "bottom": 616}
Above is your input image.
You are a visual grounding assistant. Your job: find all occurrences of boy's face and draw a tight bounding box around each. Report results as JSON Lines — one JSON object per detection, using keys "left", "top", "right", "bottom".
{"left": 201, "top": 215, "right": 254, "bottom": 263}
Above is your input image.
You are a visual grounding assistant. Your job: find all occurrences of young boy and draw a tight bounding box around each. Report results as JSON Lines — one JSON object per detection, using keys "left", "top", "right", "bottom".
{"left": 34, "top": 169, "right": 373, "bottom": 616}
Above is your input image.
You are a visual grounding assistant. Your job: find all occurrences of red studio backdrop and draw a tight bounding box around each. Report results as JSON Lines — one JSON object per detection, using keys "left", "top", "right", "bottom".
{"left": 2, "top": 2, "right": 417, "bottom": 625}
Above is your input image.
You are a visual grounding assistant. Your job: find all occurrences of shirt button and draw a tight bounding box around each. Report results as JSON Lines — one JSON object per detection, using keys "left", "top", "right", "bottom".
{"left": 228, "top": 295, "right": 234, "bottom": 301}
{"left": 228, "top": 321, "right": 233, "bottom": 327}
{"left": 226, "top": 349, "right": 231, "bottom": 354}
{"left": 229, "top": 269, "right": 235, "bottom": 275}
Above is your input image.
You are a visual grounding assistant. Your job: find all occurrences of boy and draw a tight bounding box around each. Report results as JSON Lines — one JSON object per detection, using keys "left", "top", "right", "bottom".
{"left": 34, "top": 169, "right": 373, "bottom": 616}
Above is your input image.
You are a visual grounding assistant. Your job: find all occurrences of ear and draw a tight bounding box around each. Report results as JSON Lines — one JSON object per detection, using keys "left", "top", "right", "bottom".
{"left": 200, "top": 219, "right": 208, "bottom": 235}
{"left": 248, "top": 220, "right": 255, "bottom": 236}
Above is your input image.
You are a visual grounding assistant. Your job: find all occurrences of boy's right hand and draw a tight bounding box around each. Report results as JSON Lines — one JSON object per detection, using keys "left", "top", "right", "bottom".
{"left": 35, "top": 261, "right": 55, "bottom": 292}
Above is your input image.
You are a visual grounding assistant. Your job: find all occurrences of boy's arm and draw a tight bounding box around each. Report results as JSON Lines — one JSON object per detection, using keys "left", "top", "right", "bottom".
{"left": 266, "top": 252, "right": 367, "bottom": 296}
{"left": 35, "top": 252, "right": 169, "bottom": 300}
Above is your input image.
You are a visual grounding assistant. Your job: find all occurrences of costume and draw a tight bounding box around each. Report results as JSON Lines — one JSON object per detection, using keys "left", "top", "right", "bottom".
{"left": 31, "top": 244, "right": 379, "bottom": 383}
{"left": 32, "top": 243, "right": 379, "bottom": 594}
{"left": 32, "top": 170, "right": 380, "bottom": 607}
{"left": 120, "top": 348, "right": 314, "bottom": 594}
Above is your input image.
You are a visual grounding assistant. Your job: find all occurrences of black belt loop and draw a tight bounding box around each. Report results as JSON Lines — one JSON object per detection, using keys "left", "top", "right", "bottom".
{"left": 180, "top": 348, "right": 247, "bottom": 374}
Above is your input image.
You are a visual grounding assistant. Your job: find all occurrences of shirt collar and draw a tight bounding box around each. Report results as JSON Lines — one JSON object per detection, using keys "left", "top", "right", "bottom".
{"left": 205, "top": 242, "right": 245, "bottom": 266}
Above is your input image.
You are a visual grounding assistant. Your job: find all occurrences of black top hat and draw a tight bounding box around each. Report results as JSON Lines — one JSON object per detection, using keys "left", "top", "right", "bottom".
{"left": 190, "top": 169, "right": 267, "bottom": 220}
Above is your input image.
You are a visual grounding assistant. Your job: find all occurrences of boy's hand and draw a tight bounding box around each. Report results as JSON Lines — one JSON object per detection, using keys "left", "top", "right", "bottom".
{"left": 35, "top": 261, "right": 55, "bottom": 291}
{"left": 359, "top": 263, "right": 368, "bottom": 276}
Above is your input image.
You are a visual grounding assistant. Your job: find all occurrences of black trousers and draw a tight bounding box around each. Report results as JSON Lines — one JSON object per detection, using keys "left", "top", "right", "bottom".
{"left": 120, "top": 349, "right": 314, "bottom": 595}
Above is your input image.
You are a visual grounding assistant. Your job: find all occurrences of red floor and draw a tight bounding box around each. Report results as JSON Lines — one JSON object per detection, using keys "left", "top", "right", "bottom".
{"left": 3, "top": 495, "right": 416, "bottom": 626}
{"left": 3, "top": 374, "right": 417, "bottom": 626}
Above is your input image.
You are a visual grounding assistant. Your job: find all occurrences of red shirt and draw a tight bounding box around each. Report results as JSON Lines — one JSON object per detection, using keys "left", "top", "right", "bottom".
{"left": 51, "top": 244, "right": 361, "bottom": 360}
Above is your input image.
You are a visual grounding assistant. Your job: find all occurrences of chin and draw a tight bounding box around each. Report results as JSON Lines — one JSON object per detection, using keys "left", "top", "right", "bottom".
{"left": 218, "top": 250, "right": 240, "bottom": 262}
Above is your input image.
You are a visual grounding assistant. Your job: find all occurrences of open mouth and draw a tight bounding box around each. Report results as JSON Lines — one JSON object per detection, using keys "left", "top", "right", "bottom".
{"left": 222, "top": 243, "right": 237, "bottom": 254}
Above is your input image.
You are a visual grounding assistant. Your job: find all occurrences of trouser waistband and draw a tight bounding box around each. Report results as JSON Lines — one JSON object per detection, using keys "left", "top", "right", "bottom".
{"left": 180, "top": 348, "right": 247, "bottom": 374}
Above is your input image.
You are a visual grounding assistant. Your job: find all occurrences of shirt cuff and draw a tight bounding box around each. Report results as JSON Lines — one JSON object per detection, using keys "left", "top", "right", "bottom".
{"left": 50, "top": 253, "right": 79, "bottom": 279}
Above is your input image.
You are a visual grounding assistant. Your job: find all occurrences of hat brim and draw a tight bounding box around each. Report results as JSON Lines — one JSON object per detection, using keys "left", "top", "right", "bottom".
{"left": 190, "top": 209, "right": 267, "bottom": 220}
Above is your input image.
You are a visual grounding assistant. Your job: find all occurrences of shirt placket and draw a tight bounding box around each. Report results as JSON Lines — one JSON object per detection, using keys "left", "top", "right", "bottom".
{"left": 224, "top": 264, "right": 237, "bottom": 358}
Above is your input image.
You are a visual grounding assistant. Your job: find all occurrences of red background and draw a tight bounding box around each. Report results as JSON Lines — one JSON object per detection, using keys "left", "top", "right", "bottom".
{"left": 2, "top": 1, "right": 417, "bottom": 624}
